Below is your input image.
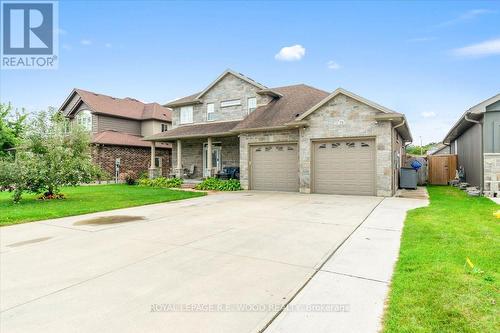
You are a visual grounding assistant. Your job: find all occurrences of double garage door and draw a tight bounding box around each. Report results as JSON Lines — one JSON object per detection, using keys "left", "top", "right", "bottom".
{"left": 250, "top": 139, "right": 376, "bottom": 195}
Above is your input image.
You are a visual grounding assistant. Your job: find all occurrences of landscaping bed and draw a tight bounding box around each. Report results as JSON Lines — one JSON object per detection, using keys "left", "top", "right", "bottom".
{"left": 0, "top": 184, "right": 205, "bottom": 226}
{"left": 383, "top": 186, "right": 499, "bottom": 332}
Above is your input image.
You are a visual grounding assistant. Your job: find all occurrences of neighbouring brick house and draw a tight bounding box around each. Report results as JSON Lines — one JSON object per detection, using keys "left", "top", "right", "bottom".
{"left": 59, "top": 89, "right": 172, "bottom": 180}
{"left": 146, "top": 69, "right": 412, "bottom": 196}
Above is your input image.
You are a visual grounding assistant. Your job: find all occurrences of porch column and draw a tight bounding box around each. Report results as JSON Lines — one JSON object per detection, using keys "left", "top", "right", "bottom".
{"left": 148, "top": 141, "right": 156, "bottom": 179}
{"left": 207, "top": 137, "right": 213, "bottom": 178}
{"left": 176, "top": 139, "right": 182, "bottom": 178}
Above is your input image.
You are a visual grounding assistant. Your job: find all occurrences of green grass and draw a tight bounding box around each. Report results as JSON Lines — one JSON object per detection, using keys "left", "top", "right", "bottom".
{"left": 0, "top": 184, "right": 205, "bottom": 226}
{"left": 383, "top": 186, "right": 499, "bottom": 333}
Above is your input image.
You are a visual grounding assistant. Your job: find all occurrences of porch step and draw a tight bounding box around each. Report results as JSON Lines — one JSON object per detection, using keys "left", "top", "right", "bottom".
{"left": 181, "top": 182, "right": 197, "bottom": 189}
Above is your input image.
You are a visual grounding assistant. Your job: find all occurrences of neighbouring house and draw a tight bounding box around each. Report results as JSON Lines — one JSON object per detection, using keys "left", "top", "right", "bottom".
{"left": 59, "top": 89, "right": 173, "bottom": 180}
{"left": 437, "top": 93, "right": 500, "bottom": 195}
{"left": 146, "top": 69, "right": 412, "bottom": 196}
{"left": 427, "top": 143, "right": 451, "bottom": 155}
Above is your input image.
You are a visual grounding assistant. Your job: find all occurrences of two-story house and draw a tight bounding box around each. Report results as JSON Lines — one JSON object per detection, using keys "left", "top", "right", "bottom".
{"left": 146, "top": 69, "right": 413, "bottom": 197}
{"left": 59, "top": 89, "right": 172, "bottom": 180}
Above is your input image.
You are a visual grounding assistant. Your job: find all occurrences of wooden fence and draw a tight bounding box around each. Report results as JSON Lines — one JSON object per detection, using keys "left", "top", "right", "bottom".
{"left": 428, "top": 154, "right": 457, "bottom": 185}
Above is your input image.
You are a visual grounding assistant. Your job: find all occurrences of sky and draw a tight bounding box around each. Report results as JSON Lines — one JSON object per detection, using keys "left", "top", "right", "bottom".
{"left": 1, "top": 0, "right": 499, "bottom": 144}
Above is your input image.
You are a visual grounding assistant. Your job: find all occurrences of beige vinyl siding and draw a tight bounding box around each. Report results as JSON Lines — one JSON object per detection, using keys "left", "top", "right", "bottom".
{"left": 98, "top": 115, "right": 141, "bottom": 135}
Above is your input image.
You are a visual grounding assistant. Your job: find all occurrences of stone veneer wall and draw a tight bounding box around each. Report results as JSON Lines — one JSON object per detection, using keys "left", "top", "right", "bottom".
{"left": 171, "top": 73, "right": 269, "bottom": 127}
{"left": 300, "top": 94, "right": 393, "bottom": 196}
{"left": 92, "top": 145, "right": 171, "bottom": 179}
{"left": 172, "top": 136, "right": 240, "bottom": 179}
{"left": 239, "top": 130, "right": 300, "bottom": 190}
{"left": 484, "top": 153, "right": 500, "bottom": 195}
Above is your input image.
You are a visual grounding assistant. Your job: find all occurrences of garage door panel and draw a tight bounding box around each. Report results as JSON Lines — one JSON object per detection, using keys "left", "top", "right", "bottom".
{"left": 313, "top": 139, "right": 375, "bottom": 196}
{"left": 251, "top": 144, "right": 299, "bottom": 192}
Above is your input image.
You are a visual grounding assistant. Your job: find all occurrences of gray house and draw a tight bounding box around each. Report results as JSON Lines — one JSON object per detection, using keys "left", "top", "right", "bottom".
{"left": 146, "top": 69, "right": 412, "bottom": 197}
{"left": 439, "top": 93, "right": 500, "bottom": 194}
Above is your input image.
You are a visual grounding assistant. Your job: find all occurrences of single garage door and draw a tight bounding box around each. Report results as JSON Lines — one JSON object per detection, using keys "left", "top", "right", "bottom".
{"left": 313, "top": 139, "right": 376, "bottom": 195}
{"left": 250, "top": 143, "right": 299, "bottom": 192}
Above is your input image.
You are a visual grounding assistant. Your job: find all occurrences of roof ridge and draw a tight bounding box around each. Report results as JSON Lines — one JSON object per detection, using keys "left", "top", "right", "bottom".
{"left": 270, "top": 83, "right": 329, "bottom": 95}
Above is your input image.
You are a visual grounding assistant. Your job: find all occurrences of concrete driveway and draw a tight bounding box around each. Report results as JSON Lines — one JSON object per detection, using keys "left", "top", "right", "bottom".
{"left": 0, "top": 191, "right": 422, "bottom": 333}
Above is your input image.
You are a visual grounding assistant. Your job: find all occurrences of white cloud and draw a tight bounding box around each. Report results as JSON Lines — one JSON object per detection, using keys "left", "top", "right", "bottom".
{"left": 327, "top": 61, "right": 341, "bottom": 70}
{"left": 62, "top": 44, "right": 72, "bottom": 50}
{"left": 57, "top": 28, "right": 67, "bottom": 35}
{"left": 80, "top": 39, "right": 92, "bottom": 46}
{"left": 275, "top": 44, "right": 305, "bottom": 61}
{"left": 421, "top": 111, "right": 436, "bottom": 118}
{"left": 437, "top": 9, "right": 495, "bottom": 27}
{"left": 453, "top": 38, "right": 500, "bottom": 57}
{"left": 105, "top": 43, "right": 112, "bottom": 48}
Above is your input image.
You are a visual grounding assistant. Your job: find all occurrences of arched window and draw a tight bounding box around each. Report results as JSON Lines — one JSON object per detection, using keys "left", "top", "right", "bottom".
{"left": 76, "top": 110, "right": 92, "bottom": 131}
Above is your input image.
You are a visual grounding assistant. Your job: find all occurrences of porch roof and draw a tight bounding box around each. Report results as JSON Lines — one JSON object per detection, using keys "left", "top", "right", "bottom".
{"left": 145, "top": 120, "right": 240, "bottom": 141}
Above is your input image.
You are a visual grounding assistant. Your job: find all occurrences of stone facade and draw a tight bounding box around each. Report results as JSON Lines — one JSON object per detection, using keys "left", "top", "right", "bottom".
{"left": 300, "top": 94, "right": 393, "bottom": 196}
{"left": 92, "top": 145, "right": 171, "bottom": 179}
{"left": 171, "top": 73, "right": 270, "bottom": 127}
{"left": 484, "top": 153, "right": 500, "bottom": 195}
{"left": 238, "top": 94, "right": 395, "bottom": 196}
{"left": 172, "top": 136, "right": 240, "bottom": 179}
{"left": 239, "top": 130, "right": 300, "bottom": 190}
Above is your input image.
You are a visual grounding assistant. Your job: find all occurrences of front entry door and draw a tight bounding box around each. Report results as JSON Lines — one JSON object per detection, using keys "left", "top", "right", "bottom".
{"left": 203, "top": 143, "right": 221, "bottom": 177}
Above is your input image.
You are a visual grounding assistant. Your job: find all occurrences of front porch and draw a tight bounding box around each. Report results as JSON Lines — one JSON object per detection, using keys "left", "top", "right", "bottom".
{"left": 149, "top": 136, "right": 240, "bottom": 180}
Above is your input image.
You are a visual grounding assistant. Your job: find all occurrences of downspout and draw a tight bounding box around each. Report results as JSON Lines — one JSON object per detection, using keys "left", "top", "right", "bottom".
{"left": 464, "top": 113, "right": 484, "bottom": 194}
{"left": 393, "top": 119, "right": 406, "bottom": 194}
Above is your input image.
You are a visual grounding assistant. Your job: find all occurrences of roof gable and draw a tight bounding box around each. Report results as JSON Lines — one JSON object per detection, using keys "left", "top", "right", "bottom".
{"left": 195, "top": 69, "right": 267, "bottom": 100}
{"left": 296, "top": 88, "right": 397, "bottom": 121}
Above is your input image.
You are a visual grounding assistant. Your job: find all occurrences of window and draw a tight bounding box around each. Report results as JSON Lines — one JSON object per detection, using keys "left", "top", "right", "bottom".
{"left": 207, "top": 103, "right": 216, "bottom": 121}
{"left": 161, "top": 123, "right": 168, "bottom": 132}
{"left": 180, "top": 106, "right": 193, "bottom": 124}
{"left": 154, "top": 157, "right": 162, "bottom": 168}
{"left": 220, "top": 99, "right": 241, "bottom": 108}
{"left": 76, "top": 110, "right": 92, "bottom": 131}
{"left": 247, "top": 97, "right": 257, "bottom": 113}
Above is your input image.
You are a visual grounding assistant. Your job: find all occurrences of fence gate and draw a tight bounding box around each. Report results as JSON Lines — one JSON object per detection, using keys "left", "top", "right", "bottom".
{"left": 428, "top": 155, "right": 457, "bottom": 185}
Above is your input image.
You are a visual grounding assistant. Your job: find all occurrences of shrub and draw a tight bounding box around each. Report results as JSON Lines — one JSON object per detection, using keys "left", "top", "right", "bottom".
{"left": 120, "top": 171, "right": 137, "bottom": 185}
{"left": 195, "top": 177, "right": 241, "bottom": 191}
{"left": 138, "top": 177, "right": 183, "bottom": 188}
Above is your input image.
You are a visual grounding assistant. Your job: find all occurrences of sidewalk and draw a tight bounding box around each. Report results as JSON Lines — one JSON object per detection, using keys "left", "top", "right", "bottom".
{"left": 264, "top": 196, "right": 428, "bottom": 333}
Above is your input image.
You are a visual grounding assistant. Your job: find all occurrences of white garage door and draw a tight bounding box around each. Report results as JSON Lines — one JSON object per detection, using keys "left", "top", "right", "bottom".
{"left": 250, "top": 143, "right": 299, "bottom": 192}
{"left": 313, "top": 139, "right": 376, "bottom": 195}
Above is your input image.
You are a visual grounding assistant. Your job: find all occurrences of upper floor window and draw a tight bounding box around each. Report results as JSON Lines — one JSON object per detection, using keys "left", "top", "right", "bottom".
{"left": 180, "top": 106, "right": 193, "bottom": 124}
{"left": 207, "top": 103, "right": 216, "bottom": 121}
{"left": 161, "top": 123, "right": 168, "bottom": 132}
{"left": 220, "top": 99, "right": 241, "bottom": 108}
{"left": 76, "top": 110, "right": 92, "bottom": 131}
{"left": 247, "top": 97, "right": 257, "bottom": 113}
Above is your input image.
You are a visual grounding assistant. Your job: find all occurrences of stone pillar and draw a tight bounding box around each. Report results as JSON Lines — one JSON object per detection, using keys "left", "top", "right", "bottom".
{"left": 176, "top": 139, "right": 182, "bottom": 178}
{"left": 207, "top": 137, "right": 212, "bottom": 178}
{"left": 148, "top": 141, "right": 157, "bottom": 178}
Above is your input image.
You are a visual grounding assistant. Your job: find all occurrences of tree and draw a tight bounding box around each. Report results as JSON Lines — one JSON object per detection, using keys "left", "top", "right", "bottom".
{"left": 0, "top": 108, "right": 104, "bottom": 202}
{"left": 0, "top": 103, "right": 26, "bottom": 157}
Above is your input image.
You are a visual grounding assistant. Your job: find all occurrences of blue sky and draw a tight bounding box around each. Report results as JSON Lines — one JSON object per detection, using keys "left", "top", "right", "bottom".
{"left": 1, "top": 0, "right": 499, "bottom": 144}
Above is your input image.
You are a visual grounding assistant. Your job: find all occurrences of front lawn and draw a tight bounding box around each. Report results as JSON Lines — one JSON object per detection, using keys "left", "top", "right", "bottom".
{"left": 383, "top": 186, "right": 499, "bottom": 332}
{"left": 0, "top": 184, "right": 205, "bottom": 226}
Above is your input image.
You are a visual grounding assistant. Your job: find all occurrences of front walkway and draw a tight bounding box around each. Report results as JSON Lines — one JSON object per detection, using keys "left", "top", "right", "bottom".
{"left": 1, "top": 192, "right": 426, "bottom": 333}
